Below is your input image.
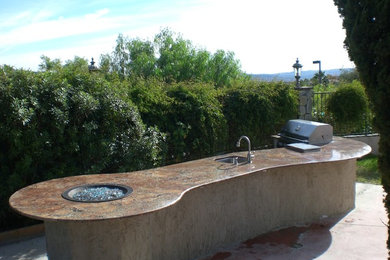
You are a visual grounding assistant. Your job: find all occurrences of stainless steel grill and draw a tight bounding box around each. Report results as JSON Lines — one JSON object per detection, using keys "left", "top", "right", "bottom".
{"left": 274, "top": 119, "right": 333, "bottom": 147}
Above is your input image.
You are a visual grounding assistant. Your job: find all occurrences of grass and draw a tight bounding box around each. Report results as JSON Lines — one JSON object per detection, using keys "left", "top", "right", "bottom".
{"left": 356, "top": 154, "right": 380, "bottom": 185}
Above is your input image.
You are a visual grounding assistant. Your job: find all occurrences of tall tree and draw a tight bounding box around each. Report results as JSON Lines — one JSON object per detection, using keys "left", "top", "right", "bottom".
{"left": 127, "top": 39, "right": 156, "bottom": 78}
{"left": 333, "top": 0, "right": 390, "bottom": 252}
{"left": 102, "top": 28, "right": 246, "bottom": 87}
{"left": 112, "top": 34, "right": 130, "bottom": 79}
{"left": 154, "top": 28, "right": 196, "bottom": 82}
{"left": 208, "top": 50, "right": 244, "bottom": 87}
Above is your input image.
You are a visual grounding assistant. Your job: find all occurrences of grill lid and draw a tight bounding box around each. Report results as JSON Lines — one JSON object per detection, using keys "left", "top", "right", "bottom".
{"left": 278, "top": 119, "right": 333, "bottom": 146}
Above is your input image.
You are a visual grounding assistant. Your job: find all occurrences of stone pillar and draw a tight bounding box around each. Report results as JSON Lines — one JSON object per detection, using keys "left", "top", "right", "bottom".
{"left": 296, "top": 86, "right": 313, "bottom": 120}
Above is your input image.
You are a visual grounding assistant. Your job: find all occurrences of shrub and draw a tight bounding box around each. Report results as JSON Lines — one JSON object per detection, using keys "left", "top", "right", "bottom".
{"left": 222, "top": 81, "right": 297, "bottom": 150}
{"left": 326, "top": 81, "right": 369, "bottom": 125}
{"left": 129, "top": 79, "right": 227, "bottom": 162}
{"left": 128, "top": 78, "right": 173, "bottom": 131}
{"left": 166, "top": 83, "right": 228, "bottom": 160}
{"left": 130, "top": 79, "right": 297, "bottom": 161}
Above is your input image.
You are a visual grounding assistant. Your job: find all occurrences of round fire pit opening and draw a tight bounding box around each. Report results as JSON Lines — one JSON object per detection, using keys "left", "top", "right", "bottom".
{"left": 62, "top": 183, "right": 133, "bottom": 203}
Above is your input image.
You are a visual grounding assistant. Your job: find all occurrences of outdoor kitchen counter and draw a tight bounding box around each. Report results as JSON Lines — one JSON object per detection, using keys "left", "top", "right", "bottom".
{"left": 9, "top": 137, "right": 371, "bottom": 222}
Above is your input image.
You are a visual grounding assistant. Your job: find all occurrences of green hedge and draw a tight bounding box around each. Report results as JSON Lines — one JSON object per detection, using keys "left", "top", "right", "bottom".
{"left": 129, "top": 80, "right": 227, "bottom": 162}
{"left": 312, "top": 81, "right": 374, "bottom": 135}
{"left": 326, "top": 81, "right": 369, "bottom": 125}
{"left": 222, "top": 81, "right": 298, "bottom": 150}
{"left": 129, "top": 79, "right": 297, "bottom": 161}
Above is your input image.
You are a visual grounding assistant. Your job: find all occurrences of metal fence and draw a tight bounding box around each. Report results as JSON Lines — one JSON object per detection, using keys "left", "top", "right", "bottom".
{"left": 312, "top": 92, "right": 375, "bottom": 136}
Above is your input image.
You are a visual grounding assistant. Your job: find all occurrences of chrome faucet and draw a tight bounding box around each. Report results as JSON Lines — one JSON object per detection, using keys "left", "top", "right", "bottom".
{"left": 236, "top": 136, "right": 253, "bottom": 163}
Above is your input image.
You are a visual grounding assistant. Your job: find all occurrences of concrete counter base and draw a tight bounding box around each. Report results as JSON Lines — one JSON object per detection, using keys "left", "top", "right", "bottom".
{"left": 45, "top": 160, "right": 356, "bottom": 260}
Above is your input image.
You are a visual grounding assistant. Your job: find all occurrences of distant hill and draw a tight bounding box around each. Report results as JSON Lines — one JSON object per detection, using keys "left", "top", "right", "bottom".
{"left": 250, "top": 68, "right": 353, "bottom": 82}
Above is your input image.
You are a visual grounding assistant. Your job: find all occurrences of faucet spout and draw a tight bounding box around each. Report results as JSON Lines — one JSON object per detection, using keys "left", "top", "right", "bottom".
{"left": 236, "top": 136, "right": 253, "bottom": 163}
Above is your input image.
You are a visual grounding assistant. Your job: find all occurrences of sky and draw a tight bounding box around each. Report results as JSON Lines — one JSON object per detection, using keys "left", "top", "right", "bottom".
{"left": 0, "top": 0, "right": 355, "bottom": 74}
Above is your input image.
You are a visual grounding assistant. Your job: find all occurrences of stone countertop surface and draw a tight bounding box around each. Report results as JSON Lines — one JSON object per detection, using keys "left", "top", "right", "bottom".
{"left": 9, "top": 137, "right": 371, "bottom": 222}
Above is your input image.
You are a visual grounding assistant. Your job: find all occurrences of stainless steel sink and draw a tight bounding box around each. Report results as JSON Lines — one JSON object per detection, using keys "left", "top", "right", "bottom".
{"left": 215, "top": 156, "right": 247, "bottom": 164}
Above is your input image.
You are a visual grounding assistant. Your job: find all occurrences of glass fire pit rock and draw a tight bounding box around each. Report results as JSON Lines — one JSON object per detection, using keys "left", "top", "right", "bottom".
{"left": 62, "top": 183, "right": 133, "bottom": 203}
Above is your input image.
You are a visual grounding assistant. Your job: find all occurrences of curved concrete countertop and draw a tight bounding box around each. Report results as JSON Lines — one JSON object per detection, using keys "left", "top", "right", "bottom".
{"left": 10, "top": 137, "right": 371, "bottom": 222}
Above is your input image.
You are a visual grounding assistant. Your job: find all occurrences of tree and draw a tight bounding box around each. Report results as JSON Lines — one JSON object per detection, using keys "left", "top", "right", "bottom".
{"left": 311, "top": 71, "right": 329, "bottom": 86}
{"left": 63, "top": 56, "right": 89, "bottom": 73}
{"left": 333, "top": 0, "right": 390, "bottom": 252}
{"left": 154, "top": 28, "right": 196, "bottom": 82}
{"left": 339, "top": 68, "right": 360, "bottom": 82}
{"left": 102, "top": 28, "right": 246, "bottom": 87}
{"left": 112, "top": 34, "right": 130, "bottom": 79}
{"left": 127, "top": 38, "right": 156, "bottom": 78}
{"left": 207, "top": 50, "right": 245, "bottom": 87}
{"left": 38, "top": 55, "right": 62, "bottom": 72}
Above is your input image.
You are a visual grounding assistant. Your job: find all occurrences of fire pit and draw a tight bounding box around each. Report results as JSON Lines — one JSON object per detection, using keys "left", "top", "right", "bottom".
{"left": 62, "top": 183, "right": 132, "bottom": 202}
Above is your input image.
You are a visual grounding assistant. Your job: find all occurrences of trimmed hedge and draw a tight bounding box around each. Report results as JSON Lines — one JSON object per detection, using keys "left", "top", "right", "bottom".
{"left": 326, "top": 81, "right": 369, "bottom": 125}
{"left": 129, "top": 79, "right": 298, "bottom": 161}
{"left": 129, "top": 80, "right": 227, "bottom": 162}
{"left": 165, "top": 83, "right": 228, "bottom": 161}
{"left": 222, "top": 81, "right": 298, "bottom": 150}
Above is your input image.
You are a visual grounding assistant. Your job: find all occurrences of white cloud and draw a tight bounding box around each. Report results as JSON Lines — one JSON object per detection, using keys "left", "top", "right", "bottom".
{"left": 0, "top": 9, "right": 117, "bottom": 48}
